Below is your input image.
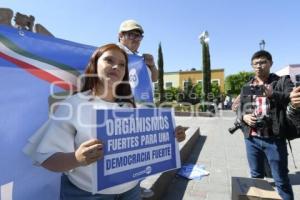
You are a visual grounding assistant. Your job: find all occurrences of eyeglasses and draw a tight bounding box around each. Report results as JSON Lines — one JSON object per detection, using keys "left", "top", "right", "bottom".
{"left": 124, "top": 32, "right": 144, "bottom": 41}
{"left": 252, "top": 60, "right": 268, "bottom": 66}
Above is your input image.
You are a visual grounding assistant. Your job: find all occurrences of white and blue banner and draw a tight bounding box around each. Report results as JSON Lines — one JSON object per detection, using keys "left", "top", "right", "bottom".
{"left": 94, "top": 108, "right": 180, "bottom": 192}
{"left": 0, "top": 24, "right": 158, "bottom": 199}
{"left": 0, "top": 25, "right": 95, "bottom": 200}
{"left": 128, "top": 55, "right": 154, "bottom": 103}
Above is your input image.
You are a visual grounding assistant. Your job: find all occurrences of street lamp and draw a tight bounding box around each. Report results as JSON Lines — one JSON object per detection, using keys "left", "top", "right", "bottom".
{"left": 199, "top": 31, "right": 209, "bottom": 44}
{"left": 259, "top": 40, "right": 265, "bottom": 50}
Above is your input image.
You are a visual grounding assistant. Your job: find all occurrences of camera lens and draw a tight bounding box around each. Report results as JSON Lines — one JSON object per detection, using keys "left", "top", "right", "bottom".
{"left": 254, "top": 116, "right": 270, "bottom": 129}
{"left": 255, "top": 121, "right": 265, "bottom": 128}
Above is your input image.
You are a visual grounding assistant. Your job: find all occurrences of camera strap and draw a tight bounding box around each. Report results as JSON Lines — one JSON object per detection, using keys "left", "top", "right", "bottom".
{"left": 287, "top": 140, "right": 297, "bottom": 169}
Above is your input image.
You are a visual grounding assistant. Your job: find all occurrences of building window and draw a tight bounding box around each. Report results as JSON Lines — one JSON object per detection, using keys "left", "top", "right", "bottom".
{"left": 165, "top": 82, "right": 173, "bottom": 88}
{"left": 211, "top": 79, "right": 220, "bottom": 85}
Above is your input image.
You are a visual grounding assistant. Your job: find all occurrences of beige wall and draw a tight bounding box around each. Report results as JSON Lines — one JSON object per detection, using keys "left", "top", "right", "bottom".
{"left": 163, "top": 69, "right": 225, "bottom": 92}
{"left": 211, "top": 70, "right": 225, "bottom": 92}
{"left": 175, "top": 69, "right": 225, "bottom": 93}
{"left": 163, "top": 73, "right": 180, "bottom": 88}
{"left": 179, "top": 71, "right": 202, "bottom": 88}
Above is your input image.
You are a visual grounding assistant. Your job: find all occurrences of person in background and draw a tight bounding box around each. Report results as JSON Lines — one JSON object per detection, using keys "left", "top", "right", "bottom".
{"left": 24, "top": 43, "right": 185, "bottom": 200}
{"left": 118, "top": 19, "right": 158, "bottom": 83}
{"left": 231, "top": 94, "right": 240, "bottom": 112}
{"left": 118, "top": 19, "right": 158, "bottom": 198}
{"left": 238, "top": 50, "right": 294, "bottom": 200}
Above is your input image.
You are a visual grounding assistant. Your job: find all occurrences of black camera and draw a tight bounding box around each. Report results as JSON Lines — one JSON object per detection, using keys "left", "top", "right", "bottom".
{"left": 242, "top": 85, "right": 264, "bottom": 96}
{"left": 228, "top": 120, "right": 242, "bottom": 134}
{"left": 254, "top": 116, "right": 267, "bottom": 129}
{"left": 295, "top": 74, "right": 300, "bottom": 87}
{"left": 252, "top": 115, "right": 272, "bottom": 129}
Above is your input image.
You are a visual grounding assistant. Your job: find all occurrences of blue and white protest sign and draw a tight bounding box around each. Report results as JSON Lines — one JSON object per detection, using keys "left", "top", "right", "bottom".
{"left": 94, "top": 108, "right": 181, "bottom": 192}
{"left": 128, "top": 55, "right": 154, "bottom": 103}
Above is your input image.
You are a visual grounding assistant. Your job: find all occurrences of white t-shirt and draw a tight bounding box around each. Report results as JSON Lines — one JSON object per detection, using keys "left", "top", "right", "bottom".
{"left": 23, "top": 91, "right": 139, "bottom": 194}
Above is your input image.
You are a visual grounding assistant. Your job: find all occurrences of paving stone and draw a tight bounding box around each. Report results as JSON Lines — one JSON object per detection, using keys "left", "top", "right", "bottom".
{"left": 162, "top": 112, "right": 300, "bottom": 200}
{"left": 207, "top": 192, "right": 232, "bottom": 200}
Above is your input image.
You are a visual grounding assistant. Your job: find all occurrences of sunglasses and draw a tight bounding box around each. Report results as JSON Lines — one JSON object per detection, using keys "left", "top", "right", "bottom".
{"left": 124, "top": 32, "right": 144, "bottom": 41}
{"left": 252, "top": 60, "right": 268, "bottom": 66}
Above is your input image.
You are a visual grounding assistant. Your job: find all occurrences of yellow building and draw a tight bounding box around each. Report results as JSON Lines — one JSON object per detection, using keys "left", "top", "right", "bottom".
{"left": 163, "top": 68, "right": 225, "bottom": 93}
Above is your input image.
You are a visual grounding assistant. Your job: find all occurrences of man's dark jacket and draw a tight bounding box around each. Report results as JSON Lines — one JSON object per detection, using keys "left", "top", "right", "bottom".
{"left": 237, "top": 73, "right": 294, "bottom": 138}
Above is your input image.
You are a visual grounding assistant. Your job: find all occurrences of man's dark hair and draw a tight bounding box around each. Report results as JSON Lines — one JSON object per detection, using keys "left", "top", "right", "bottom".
{"left": 251, "top": 50, "right": 272, "bottom": 62}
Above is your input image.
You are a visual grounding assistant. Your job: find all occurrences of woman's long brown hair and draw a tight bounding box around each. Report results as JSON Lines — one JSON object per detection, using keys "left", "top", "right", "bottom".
{"left": 80, "top": 43, "right": 134, "bottom": 106}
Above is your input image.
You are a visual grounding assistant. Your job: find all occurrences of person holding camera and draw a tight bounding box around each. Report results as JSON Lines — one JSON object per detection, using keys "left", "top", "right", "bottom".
{"left": 117, "top": 19, "right": 158, "bottom": 198}
{"left": 238, "top": 50, "right": 294, "bottom": 200}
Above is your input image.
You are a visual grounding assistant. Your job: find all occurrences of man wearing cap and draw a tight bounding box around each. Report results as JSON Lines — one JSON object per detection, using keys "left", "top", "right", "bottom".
{"left": 118, "top": 19, "right": 158, "bottom": 84}
{"left": 118, "top": 19, "right": 158, "bottom": 198}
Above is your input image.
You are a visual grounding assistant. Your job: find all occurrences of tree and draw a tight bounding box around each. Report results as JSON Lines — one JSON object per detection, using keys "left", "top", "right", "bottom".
{"left": 157, "top": 42, "right": 165, "bottom": 103}
{"left": 165, "top": 87, "right": 180, "bottom": 101}
{"left": 193, "top": 83, "right": 203, "bottom": 100}
{"left": 200, "top": 31, "right": 211, "bottom": 102}
{"left": 225, "top": 71, "right": 254, "bottom": 96}
{"left": 211, "top": 82, "right": 221, "bottom": 98}
{"left": 184, "top": 78, "right": 194, "bottom": 102}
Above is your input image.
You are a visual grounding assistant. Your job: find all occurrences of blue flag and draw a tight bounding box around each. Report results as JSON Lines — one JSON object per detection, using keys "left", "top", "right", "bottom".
{"left": 128, "top": 55, "right": 154, "bottom": 103}
{"left": 0, "top": 25, "right": 96, "bottom": 200}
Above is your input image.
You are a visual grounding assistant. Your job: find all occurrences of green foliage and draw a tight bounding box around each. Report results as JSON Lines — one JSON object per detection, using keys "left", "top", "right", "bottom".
{"left": 193, "top": 83, "right": 202, "bottom": 99}
{"left": 155, "top": 73, "right": 222, "bottom": 107}
{"left": 164, "top": 87, "right": 180, "bottom": 101}
{"left": 183, "top": 78, "right": 197, "bottom": 104}
{"left": 183, "top": 78, "right": 193, "bottom": 96}
{"left": 211, "top": 82, "right": 221, "bottom": 98}
{"left": 225, "top": 71, "right": 254, "bottom": 96}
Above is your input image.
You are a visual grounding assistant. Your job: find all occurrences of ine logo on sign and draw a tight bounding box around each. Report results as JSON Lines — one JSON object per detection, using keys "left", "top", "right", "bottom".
{"left": 129, "top": 68, "right": 139, "bottom": 88}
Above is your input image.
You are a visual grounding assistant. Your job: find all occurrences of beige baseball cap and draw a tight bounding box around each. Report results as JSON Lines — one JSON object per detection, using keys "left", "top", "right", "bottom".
{"left": 119, "top": 19, "right": 144, "bottom": 34}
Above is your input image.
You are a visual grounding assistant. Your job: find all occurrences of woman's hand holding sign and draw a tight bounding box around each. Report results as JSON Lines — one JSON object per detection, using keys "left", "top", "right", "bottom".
{"left": 75, "top": 139, "right": 104, "bottom": 166}
{"left": 41, "top": 139, "right": 104, "bottom": 172}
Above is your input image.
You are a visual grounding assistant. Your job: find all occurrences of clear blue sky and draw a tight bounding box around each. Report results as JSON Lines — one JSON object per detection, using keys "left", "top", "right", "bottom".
{"left": 2, "top": 0, "right": 300, "bottom": 76}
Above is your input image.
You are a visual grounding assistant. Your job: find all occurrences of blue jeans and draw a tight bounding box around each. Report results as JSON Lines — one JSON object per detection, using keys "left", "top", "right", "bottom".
{"left": 245, "top": 136, "right": 294, "bottom": 200}
{"left": 60, "top": 174, "right": 141, "bottom": 200}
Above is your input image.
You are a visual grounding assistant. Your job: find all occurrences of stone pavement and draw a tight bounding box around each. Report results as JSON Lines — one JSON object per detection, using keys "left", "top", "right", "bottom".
{"left": 162, "top": 110, "right": 300, "bottom": 200}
